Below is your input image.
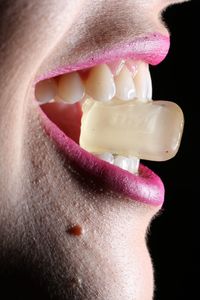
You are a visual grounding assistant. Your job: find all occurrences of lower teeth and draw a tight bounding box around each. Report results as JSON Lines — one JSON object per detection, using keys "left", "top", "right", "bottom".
{"left": 95, "top": 153, "right": 140, "bottom": 174}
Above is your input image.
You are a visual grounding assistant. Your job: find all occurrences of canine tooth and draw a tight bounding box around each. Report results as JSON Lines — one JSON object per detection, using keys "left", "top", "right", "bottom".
{"left": 115, "top": 66, "right": 136, "bottom": 101}
{"left": 85, "top": 64, "right": 116, "bottom": 101}
{"left": 134, "top": 62, "right": 152, "bottom": 102}
{"left": 114, "top": 156, "right": 129, "bottom": 171}
{"left": 80, "top": 99, "right": 184, "bottom": 162}
{"left": 95, "top": 152, "right": 114, "bottom": 164}
{"left": 58, "top": 72, "right": 85, "bottom": 104}
{"left": 35, "top": 78, "right": 57, "bottom": 104}
{"left": 108, "top": 60, "right": 125, "bottom": 76}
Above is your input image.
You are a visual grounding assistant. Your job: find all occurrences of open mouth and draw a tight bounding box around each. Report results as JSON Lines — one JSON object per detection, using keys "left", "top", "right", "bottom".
{"left": 34, "top": 33, "right": 184, "bottom": 207}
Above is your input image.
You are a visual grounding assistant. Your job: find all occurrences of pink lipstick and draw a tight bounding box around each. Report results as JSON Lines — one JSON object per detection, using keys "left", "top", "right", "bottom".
{"left": 40, "top": 107, "right": 165, "bottom": 206}
{"left": 36, "top": 33, "right": 170, "bottom": 83}
{"left": 36, "top": 32, "right": 172, "bottom": 207}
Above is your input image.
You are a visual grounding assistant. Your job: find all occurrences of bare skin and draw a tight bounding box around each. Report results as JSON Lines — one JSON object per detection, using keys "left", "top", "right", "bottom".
{"left": 0, "top": 0, "right": 187, "bottom": 299}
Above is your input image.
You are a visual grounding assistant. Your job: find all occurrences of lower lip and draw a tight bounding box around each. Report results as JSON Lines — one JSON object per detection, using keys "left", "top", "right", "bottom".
{"left": 39, "top": 107, "right": 165, "bottom": 207}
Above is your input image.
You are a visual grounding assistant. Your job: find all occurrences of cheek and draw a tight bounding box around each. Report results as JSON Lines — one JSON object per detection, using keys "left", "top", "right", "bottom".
{"left": 0, "top": 1, "right": 85, "bottom": 79}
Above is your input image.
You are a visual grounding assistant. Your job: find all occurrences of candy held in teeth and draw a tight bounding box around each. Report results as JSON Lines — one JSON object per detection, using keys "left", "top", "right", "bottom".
{"left": 80, "top": 98, "right": 184, "bottom": 161}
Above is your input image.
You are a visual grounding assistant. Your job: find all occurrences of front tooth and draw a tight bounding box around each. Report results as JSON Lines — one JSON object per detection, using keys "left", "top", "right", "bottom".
{"left": 95, "top": 152, "right": 114, "bottom": 164}
{"left": 146, "top": 67, "right": 153, "bottom": 100}
{"left": 125, "top": 59, "right": 138, "bottom": 77}
{"left": 114, "top": 155, "right": 129, "bottom": 171}
{"left": 35, "top": 78, "right": 57, "bottom": 104}
{"left": 134, "top": 62, "right": 152, "bottom": 102}
{"left": 115, "top": 66, "right": 136, "bottom": 101}
{"left": 58, "top": 72, "right": 85, "bottom": 104}
{"left": 108, "top": 60, "right": 125, "bottom": 76}
{"left": 128, "top": 156, "right": 140, "bottom": 174}
{"left": 85, "top": 64, "right": 116, "bottom": 101}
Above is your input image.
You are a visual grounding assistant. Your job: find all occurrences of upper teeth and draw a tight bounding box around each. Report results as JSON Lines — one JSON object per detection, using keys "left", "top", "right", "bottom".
{"left": 57, "top": 72, "right": 85, "bottom": 104}
{"left": 134, "top": 62, "right": 152, "bottom": 102}
{"left": 107, "top": 60, "right": 125, "bottom": 76}
{"left": 35, "top": 60, "right": 152, "bottom": 104}
{"left": 115, "top": 65, "right": 136, "bottom": 101}
{"left": 35, "top": 78, "right": 57, "bottom": 104}
{"left": 85, "top": 64, "right": 116, "bottom": 102}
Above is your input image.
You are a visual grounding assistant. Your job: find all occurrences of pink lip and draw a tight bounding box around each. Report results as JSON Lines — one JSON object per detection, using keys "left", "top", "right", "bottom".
{"left": 37, "top": 32, "right": 168, "bottom": 206}
{"left": 36, "top": 32, "right": 170, "bottom": 83}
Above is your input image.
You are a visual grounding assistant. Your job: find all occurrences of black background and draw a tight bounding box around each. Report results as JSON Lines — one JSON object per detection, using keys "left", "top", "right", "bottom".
{"left": 148, "top": 1, "right": 199, "bottom": 299}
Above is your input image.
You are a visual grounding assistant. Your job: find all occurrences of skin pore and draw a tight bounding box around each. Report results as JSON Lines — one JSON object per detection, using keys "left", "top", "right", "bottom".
{"left": 0, "top": 0, "right": 187, "bottom": 299}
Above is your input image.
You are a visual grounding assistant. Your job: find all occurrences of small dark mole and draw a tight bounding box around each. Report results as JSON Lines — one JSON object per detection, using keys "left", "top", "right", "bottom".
{"left": 165, "top": 150, "right": 169, "bottom": 153}
{"left": 67, "top": 224, "right": 82, "bottom": 236}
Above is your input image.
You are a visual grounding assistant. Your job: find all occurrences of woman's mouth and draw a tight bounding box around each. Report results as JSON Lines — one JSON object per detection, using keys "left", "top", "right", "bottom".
{"left": 34, "top": 33, "right": 184, "bottom": 207}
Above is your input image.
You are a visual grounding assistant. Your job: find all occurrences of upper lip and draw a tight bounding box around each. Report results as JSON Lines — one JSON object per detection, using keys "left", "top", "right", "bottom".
{"left": 37, "top": 32, "right": 169, "bottom": 206}
{"left": 36, "top": 32, "right": 170, "bottom": 83}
